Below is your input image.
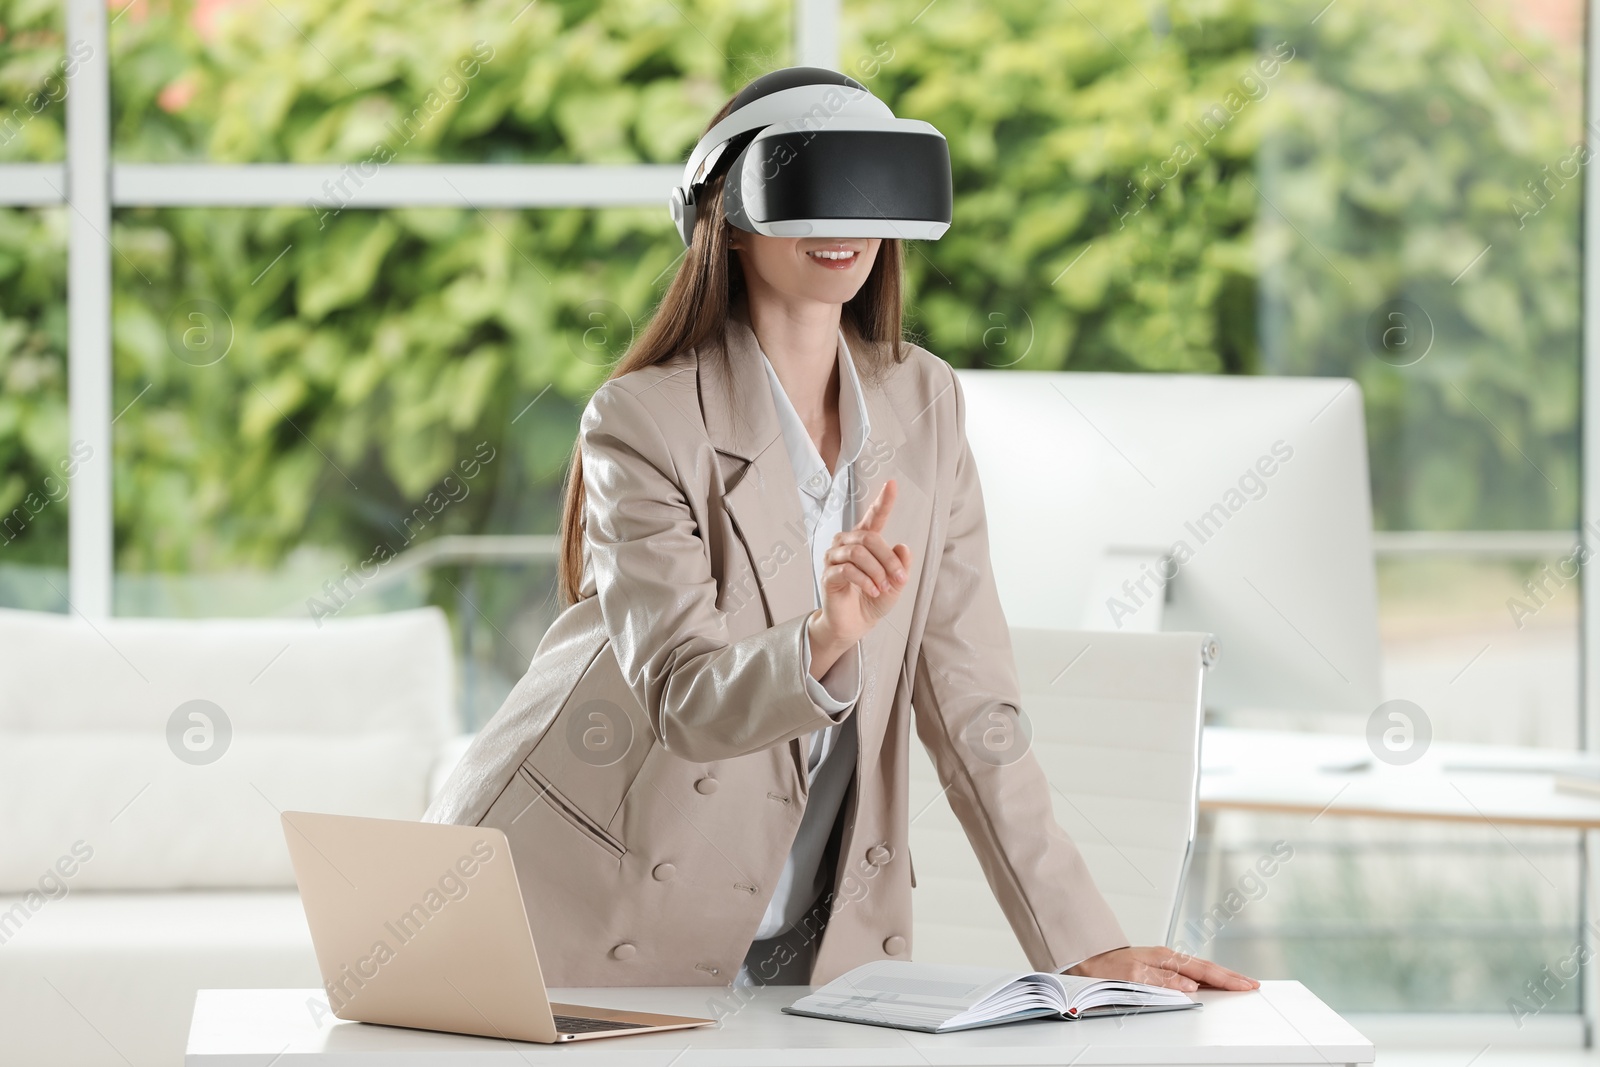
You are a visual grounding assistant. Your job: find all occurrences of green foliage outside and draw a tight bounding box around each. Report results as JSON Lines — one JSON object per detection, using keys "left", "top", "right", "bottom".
{"left": 0, "top": 0, "right": 68, "bottom": 567}
{"left": 0, "top": 206, "right": 65, "bottom": 566}
{"left": 0, "top": 0, "right": 64, "bottom": 162}
{"left": 0, "top": 0, "right": 1581, "bottom": 577}
{"left": 1254, "top": 2, "right": 1581, "bottom": 530}
{"left": 845, "top": 0, "right": 1580, "bottom": 530}
{"left": 97, "top": 0, "right": 788, "bottom": 573}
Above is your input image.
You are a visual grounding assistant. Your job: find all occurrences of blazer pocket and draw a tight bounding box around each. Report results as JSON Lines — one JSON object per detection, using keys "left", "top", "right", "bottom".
{"left": 523, "top": 644, "right": 653, "bottom": 831}
{"left": 518, "top": 764, "right": 627, "bottom": 860}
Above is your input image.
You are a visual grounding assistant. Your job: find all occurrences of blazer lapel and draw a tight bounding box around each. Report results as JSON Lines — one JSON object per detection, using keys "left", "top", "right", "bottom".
{"left": 702, "top": 310, "right": 818, "bottom": 633}
{"left": 701, "top": 307, "right": 822, "bottom": 792}
{"left": 851, "top": 349, "right": 923, "bottom": 752}
{"left": 854, "top": 360, "right": 912, "bottom": 532}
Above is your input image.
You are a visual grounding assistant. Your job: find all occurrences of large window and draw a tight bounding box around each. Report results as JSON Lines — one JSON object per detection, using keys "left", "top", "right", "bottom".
{"left": 0, "top": 0, "right": 791, "bottom": 711}
{"left": 837, "top": 0, "right": 1585, "bottom": 1016}
{"left": 1242, "top": 0, "right": 1583, "bottom": 1014}
{"left": 1, "top": 0, "right": 1590, "bottom": 1027}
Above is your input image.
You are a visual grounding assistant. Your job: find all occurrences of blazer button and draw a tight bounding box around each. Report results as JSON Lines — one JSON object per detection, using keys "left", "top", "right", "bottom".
{"left": 652, "top": 862, "right": 676, "bottom": 881}
{"left": 611, "top": 942, "right": 637, "bottom": 960}
{"left": 694, "top": 777, "right": 719, "bottom": 795}
{"left": 866, "top": 844, "right": 892, "bottom": 867}
{"left": 883, "top": 936, "right": 906, "bottom": 955}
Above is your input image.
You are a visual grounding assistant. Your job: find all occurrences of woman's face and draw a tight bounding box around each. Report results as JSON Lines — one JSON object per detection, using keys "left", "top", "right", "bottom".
{"left": 730, "top": 230, "right": 882, "bottom": 307}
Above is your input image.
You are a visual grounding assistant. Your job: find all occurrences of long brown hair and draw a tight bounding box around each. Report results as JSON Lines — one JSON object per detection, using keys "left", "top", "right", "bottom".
{"left": 555, "top": 86, "right": 910, "bottom": 606}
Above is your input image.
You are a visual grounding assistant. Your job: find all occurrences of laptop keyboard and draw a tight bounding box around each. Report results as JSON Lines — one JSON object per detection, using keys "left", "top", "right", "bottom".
{"left": 554, "top": 1014, "right": 649, "bottom": 1034}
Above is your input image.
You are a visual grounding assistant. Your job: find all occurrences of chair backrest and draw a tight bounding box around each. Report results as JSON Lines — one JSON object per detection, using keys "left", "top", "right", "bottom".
{"left": 908, "top": 626, "right": 1213, "bottom": 967}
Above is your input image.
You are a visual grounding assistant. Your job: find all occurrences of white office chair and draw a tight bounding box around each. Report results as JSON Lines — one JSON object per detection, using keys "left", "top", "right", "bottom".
{"left": 908, "top": 626, "right": 1216, "bottom": 967}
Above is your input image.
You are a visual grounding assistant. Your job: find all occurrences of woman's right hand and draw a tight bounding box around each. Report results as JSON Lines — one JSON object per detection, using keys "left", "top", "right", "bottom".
{"left": 807, "top": 479, "right": 913, "bottom": 677}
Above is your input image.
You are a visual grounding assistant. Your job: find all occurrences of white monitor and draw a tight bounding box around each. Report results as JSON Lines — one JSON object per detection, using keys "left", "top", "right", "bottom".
{"left": 955, "top": 370, "right": 1382, "bottom": 717}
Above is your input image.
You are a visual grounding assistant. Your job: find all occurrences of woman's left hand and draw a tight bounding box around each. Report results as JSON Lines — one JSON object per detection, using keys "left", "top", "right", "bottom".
{"left": 1065, "top": 946, "right": 1259, "bottom": 992}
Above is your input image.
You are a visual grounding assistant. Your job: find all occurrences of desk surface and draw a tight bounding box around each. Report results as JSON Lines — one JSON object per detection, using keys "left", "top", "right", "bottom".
{"left": 187, "top": 980, "right": 1372, "bottom": 1066}
{"left": 1200, "top": 726, "right": 1600, "bottom": 829}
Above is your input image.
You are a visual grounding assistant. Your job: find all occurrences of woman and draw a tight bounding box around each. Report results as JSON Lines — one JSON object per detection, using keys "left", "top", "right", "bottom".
{"left": 427, "top": 67, "right": 1256, "bottom": 995}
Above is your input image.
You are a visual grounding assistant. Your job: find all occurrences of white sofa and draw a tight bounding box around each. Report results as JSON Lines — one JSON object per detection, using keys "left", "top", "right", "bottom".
{"left": 0, "top": 606, "right": 462, "bottom": 1067}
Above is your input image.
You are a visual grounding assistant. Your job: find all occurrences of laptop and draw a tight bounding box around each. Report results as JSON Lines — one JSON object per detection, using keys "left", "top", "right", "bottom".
{"left": 282, "top": 811, "right": 716, "bottom": 1043}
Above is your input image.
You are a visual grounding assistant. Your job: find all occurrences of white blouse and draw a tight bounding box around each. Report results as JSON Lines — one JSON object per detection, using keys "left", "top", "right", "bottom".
{"left": 747, "top": 325, "right": 867, "bottom": 944}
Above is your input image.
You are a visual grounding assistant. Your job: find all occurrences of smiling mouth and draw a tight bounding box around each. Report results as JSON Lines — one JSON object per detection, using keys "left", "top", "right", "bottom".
{"left": 806, "top": 248, "right": 860, "bottom": 266}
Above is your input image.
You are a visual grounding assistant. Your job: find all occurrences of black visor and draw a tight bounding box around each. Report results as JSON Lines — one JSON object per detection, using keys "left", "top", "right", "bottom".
{"left": 724, "top": 124, "right": 952, "bottom": 239}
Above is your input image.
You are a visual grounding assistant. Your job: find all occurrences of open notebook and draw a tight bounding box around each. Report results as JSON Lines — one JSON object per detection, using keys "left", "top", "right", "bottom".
{"left": 783, "top": 960, "right": 1200, "bottom": 1034}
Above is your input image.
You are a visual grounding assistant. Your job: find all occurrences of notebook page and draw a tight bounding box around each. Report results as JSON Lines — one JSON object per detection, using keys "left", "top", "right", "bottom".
{"left": 789, "top": 961, "right": 1029, "bottom": 1029}
{"left": 1041, "top": 972, "right": 1198, "bottom": 1015}
{"left": 944, "top": 975, "right": 1065, "bottom": 1029}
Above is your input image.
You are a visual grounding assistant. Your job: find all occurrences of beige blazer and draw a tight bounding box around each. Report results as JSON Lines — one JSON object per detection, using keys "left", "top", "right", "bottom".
{"left": 424, "top": 300, "right": 1130, "bottom": 987}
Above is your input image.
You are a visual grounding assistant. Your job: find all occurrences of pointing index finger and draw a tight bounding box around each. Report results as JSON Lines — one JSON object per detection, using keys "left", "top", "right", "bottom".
{"left": 856, "top": 479, "right": 897, "bottom": 534}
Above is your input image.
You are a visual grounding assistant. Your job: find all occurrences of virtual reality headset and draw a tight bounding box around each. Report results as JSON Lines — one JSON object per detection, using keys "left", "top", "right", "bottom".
{"left": 668, "top": 67, "right": 953, "bottom": 247}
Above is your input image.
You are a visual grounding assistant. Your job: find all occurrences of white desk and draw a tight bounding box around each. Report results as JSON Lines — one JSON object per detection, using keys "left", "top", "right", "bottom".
{"left": 187, "top": 980, "right": 1373, "bottom": 1066}
{"left": 1200, "top": 726, "right": 1600, "bottom": 829}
